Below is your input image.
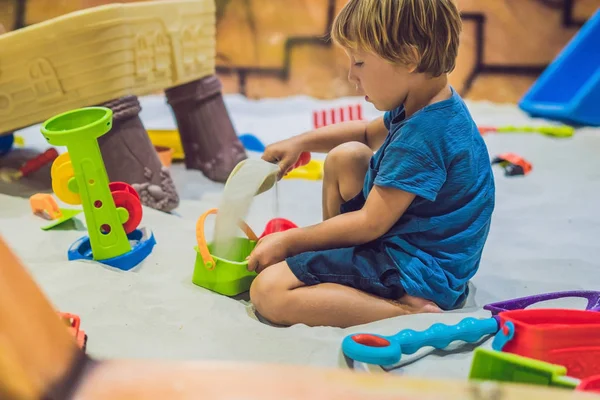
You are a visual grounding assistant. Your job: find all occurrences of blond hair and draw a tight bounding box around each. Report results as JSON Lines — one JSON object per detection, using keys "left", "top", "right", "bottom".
{"left": 331, "top": 0, "right": 462, "bottom": 77}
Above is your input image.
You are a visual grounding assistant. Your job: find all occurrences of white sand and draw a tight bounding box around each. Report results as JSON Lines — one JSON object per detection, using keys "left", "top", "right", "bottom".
{"left": 1, "top": 93, "right": 599, "bottom": 379}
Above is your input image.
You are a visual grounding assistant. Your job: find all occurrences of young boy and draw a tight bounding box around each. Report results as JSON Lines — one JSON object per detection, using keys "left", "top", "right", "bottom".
{"left": 247, "top": 0, "right": 495, "bottom": 328}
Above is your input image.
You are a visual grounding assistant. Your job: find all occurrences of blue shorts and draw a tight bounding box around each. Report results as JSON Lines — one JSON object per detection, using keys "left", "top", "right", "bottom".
{"left": 286, "top": 191, "right": 405, "bottom": 300}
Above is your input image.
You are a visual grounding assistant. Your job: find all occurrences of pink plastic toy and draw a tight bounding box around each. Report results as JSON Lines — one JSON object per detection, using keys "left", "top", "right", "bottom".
{"left": 313, "top": 104, "right": 363, "bottom": 129}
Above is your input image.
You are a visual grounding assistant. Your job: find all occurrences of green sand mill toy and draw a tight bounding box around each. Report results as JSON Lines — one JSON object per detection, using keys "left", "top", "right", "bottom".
{"left": 42, "top": 107, "right": 156, "bottom": 270}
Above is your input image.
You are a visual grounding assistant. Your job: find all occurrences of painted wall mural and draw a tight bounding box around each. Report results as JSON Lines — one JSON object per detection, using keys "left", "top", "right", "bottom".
{"left": 1, "top": 0, "right": 598, "bottom": 103}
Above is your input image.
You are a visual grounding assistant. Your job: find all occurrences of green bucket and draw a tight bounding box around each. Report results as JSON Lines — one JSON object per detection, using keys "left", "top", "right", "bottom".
{"left": 192, "top": 208, "right": 258, "bottom": 296}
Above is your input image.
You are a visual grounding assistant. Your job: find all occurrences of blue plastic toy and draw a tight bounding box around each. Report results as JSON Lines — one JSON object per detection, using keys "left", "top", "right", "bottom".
{"left": 239, "top": 133, "right": 266, "bottom": 153}
{"left": 343, "top": 290, "right": 600, "bottom": 365}
{"left": 68, "top": 228, "right": 156, "bottom": 271}
{"left": 342, "top": 316, "right": 500, "bottom": 365}
{"left": 0, "top": 133, "right": 14, "bottom": 156}
{"left": 519, "top": 9, "right": 600, "bottom": 126}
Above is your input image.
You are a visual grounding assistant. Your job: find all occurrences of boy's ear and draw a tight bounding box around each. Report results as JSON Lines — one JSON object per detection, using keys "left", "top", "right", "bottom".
{"left": 406, "top": 46, "right": 421, "bottom": 73}
{"left": 0, "top": 24, "right": 6, "bottom": 34}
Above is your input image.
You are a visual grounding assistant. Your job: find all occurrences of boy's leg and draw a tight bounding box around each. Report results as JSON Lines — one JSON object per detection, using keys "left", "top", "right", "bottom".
{"left": 322, "top": 142, "right": 372, "bottom": 220}
{"left": 250, "top": 261, "right": 441, "bottom": 328}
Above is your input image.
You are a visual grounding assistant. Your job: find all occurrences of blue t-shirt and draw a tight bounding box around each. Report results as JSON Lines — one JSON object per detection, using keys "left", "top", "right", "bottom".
{"left": 364, "top": 87, "right": 495, "bottom": 310}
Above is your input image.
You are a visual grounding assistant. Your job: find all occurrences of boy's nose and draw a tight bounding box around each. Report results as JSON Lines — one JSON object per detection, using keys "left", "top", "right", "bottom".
{"left": 347, "top": 71, "right": 358, "bottom": 85}
{"left": 348, "top": 76, "right": 361, "bottom": 93}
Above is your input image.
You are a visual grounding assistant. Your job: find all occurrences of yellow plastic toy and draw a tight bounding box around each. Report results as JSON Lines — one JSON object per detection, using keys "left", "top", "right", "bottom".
{"left": 13, "top": 136, "right": 24, "bottom": 146}
{"left": 283, "top": 159, "right": 324, "bottom": 181}
{"left": 147, "top": 130, "right": 185, "bottom": 160}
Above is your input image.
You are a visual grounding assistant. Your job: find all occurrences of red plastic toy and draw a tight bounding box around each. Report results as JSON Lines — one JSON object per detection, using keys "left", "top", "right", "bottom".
{"left": 0, "top": 147, "right": 58, "bottom": 183}
{"left": 578, "top": 374, "right": 600, "bottom": 393}
{"left": 292, "top": 152, "right": 311, "bottom": 170}
{"left": 281, "top": 151, "right": 312, "bottom": 177}
{"left": 259, "top": 218, "right": 299, "bottom": 239}
{"left": 491, "top": 153, "right": 533, "bottom": 176}
{"left": 58, "top": 312, "right": 87, "bottom": 352}
{"left": 108, "top": 181, "right": 143, "bottom": 234}
{"left": 493, "top": 309, "right": 600, "bottom": 379}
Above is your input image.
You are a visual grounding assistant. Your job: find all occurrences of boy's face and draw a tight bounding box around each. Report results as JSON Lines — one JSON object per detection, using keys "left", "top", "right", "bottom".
{"left": 345, "top": 49, "right": 414, "bottom": 111}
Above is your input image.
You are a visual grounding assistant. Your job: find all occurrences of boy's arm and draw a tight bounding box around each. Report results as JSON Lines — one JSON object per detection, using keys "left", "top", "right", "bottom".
{"left": 294, "top": 116, "right": 389, "bottom": 153}
{"left": 262, "top": 116, "right": 389, "bottom": 179}
{"left": 364, "top": 116, "right": 389, "bottom": 151}
{"left": 287, "top": 185, "right": 415, "bottom": 254}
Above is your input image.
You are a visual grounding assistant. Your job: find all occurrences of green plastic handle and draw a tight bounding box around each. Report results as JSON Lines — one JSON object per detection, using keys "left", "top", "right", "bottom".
{"left": 496, "top": 125, "right": 574, "bottom": 137}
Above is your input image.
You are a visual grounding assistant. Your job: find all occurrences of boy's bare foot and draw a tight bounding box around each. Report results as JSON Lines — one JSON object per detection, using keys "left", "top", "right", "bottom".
{"left": 395, "top": 293, "right": 443, "bottom": 314}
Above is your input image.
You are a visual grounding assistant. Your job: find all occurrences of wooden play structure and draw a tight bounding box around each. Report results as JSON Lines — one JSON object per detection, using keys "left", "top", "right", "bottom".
{"left": 0, "top": 0, "right": 214, "bottom": 133}
{"left": 0, "top": 0, "right": 247, "bottom": 212}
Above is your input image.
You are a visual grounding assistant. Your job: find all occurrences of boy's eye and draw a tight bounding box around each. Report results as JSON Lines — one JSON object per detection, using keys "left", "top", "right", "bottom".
{"left": 354, "top": 62, "right": 364, "bottom": 67}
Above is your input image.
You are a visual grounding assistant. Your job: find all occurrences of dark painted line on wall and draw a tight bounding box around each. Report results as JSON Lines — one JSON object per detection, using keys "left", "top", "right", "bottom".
{"left": 12, "top": 0, "right": 590, "bottom": 97}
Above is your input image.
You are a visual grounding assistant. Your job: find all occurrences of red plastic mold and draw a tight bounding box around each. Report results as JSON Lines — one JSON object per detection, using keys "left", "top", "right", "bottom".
{"left": 259, "top": 218, "right": 298, "bottom": 239}
{"left": 498, "top": 309, "right": 600, "bottom": 379}
{"left": 577, "top": 375, "right": 600, "bottom": 393}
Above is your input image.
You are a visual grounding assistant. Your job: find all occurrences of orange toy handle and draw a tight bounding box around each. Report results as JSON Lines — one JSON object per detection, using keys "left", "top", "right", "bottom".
{"left": 196, "top": 208, "right": 258, "bottom": 270}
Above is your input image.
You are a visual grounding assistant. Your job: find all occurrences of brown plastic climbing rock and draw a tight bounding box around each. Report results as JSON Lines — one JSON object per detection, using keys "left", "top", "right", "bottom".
{"left": 166, "top": 75, "right": 247, "bottom": 182}
{"left": 98, "top": 96, "right": 179, "bottom": 213}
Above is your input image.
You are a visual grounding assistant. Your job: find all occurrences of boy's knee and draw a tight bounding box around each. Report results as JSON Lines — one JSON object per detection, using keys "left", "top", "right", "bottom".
{"left": 325, "top": 142, "right": 371, "bottom": 174}
{"left": 250, "top": 268, "right": 291, "bottom": 325}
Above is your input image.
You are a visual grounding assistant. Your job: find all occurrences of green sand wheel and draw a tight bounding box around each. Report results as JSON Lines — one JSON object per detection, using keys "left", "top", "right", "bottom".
{"left": 42, "top": 107, "right": 147, "bottom": 264}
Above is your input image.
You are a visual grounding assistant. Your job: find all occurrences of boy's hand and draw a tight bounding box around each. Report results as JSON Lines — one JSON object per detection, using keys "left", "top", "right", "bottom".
{"left": 262, "top": 139, "right": 303, "bottom": 180}
{"left": 247, "top": 231, "right": 293, "bottom": 273}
